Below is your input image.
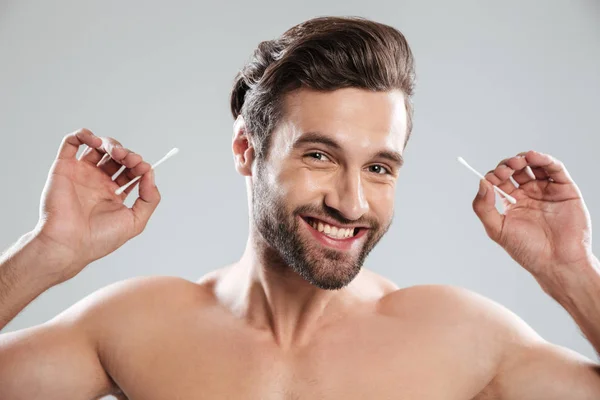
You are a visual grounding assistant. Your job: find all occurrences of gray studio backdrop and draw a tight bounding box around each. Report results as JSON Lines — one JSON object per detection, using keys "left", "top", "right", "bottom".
{"left": 1, "top": 0, "right": 599, "bottom": 374}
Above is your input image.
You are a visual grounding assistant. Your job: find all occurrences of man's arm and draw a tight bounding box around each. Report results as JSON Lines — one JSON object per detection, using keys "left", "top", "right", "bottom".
{"left": 548, "top": 255, "right": 600, "bottom": 358}
{"left": 419, "top": 285, "right": 600, "bottom": 399}
{"left": 0, "top": 232, "right": 118, "bottom": 399}
{"left": 0, "top": 313, "right": 118, "bottom": 399}
{"left": 469, "top": 151, "right": 600, "bottom": 398}
{"left": 0, "top": 128, "right": 160, "bottom": 399}
{"left": 492, "top": 339, "right": 600, "bottom": 399}
{"left": 0, "top": 231, "right": 63, "bottom": 331}
{"left": 0, "top": 270, "right": 194, "bottom": 400}
{"left": 491, "top": 255, "right": 600, "bottom": 399}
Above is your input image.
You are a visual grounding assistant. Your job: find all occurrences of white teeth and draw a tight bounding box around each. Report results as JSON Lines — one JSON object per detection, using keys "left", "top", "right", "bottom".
{"left": 307, "top": 218, "right": 356, "bottom": 239}
{"left": 325, "top": 225, "right": 350, "bottom": 239}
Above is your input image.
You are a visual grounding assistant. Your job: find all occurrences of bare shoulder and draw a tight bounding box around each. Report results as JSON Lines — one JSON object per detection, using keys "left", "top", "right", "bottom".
{"left": 378, "top": 284, "right": 542, "bottom": 340}
{"left": 54, "top": 275, "right": 213, "bottom": 335}
{"left": 378, "top": 284, "right": 552, "bottom": 399}
{"left": 0, "top": 276, "right": 206, "bottom": 399}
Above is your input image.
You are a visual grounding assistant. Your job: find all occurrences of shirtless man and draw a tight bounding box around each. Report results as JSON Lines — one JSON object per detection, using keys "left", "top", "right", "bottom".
{"left": 1, "top": 16, "right": 599, "bottom": 400}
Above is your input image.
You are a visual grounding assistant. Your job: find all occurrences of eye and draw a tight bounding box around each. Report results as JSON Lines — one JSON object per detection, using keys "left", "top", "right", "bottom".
{"left": 306, "top": 152, "right": 331, "bottom": 162}
{"left": 368, "top": 165, "right": 391, "bottom": 175}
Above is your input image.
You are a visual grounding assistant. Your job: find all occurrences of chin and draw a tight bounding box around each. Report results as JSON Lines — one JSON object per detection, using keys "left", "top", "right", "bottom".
{"left": 295, "top": 258, "right": 362, "bottom": 290}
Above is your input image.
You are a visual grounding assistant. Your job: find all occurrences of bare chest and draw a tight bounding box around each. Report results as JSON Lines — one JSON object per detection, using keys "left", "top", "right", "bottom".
{"left": 101, "top": 312, "right": 495, "bottom": 400}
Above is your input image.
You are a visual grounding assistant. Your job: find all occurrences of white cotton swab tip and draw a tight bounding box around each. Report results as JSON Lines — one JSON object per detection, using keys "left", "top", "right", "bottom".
{"left": 114, "top": 147, "right": 179, "bottom": 195}
{"left": 457, "top": 156, "right": 517, "bottom": 204}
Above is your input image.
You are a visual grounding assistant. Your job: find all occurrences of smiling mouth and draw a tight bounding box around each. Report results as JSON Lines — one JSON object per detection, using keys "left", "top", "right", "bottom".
{"left": 301, "top": 216, "right": 362, "bottom": 240}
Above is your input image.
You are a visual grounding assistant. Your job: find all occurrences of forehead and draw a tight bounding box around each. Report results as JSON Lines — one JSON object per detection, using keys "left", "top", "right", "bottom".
{"left": 277, "top": 87, "right": 408, "bottom": 153}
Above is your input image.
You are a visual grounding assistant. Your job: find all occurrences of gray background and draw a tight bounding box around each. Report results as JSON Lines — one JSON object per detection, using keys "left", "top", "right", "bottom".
{"left": 1, "top": 0, "right": 598, "bottom": 389}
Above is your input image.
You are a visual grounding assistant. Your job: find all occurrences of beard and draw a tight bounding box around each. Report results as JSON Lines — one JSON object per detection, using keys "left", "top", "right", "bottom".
{"left": 251, "top": 162, "right": 391, "bottom": 290}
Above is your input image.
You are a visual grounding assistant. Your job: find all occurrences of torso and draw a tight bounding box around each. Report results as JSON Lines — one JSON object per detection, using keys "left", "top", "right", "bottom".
{"left": 96, "top": 270, "right": 501, "bottom": 399}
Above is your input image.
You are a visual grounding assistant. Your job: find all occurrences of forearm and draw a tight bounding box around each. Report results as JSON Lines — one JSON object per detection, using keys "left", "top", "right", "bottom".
{"left": 0, "top": 231, "right": 63, "bottom": 331}
{"left": 543, "top": 255, "right": 600, "bottom": 357}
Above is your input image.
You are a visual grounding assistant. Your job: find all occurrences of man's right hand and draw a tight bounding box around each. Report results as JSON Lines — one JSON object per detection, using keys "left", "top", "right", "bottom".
{"left": 33, "top": 128, "right": 161, "bottom": 283}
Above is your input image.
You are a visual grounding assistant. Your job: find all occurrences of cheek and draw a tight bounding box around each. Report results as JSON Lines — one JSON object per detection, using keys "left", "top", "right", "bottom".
{"left": 365, "top": 184, "right": 395, "bottom": 219}
{"left": 277, "top": 167, "right": 326, "bottom": 198}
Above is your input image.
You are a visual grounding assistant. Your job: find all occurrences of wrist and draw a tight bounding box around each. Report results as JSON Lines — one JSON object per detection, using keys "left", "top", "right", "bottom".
{"left": 24, "top": 229, "right": 84, "bottom": 286}
{"left": 537, "top": 255, "right": 600, "bottom": 310}
{"left": 0, "top": 231, "right": 74, "bottom": 330}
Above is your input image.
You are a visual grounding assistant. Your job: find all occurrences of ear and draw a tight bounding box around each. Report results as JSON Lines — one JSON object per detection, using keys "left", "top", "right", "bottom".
{"left": 232, "top": 115, "right": 255, "bottom": 176}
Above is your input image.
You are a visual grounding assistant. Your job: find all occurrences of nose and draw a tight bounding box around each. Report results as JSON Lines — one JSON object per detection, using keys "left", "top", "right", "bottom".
{"left": 324, "top": 169, "right": 369, "bottom": 221}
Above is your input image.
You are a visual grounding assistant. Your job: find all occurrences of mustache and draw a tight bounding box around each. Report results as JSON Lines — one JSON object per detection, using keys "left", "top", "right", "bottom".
{"left": 294, "top": 204, "right": 378, "bottom": 229}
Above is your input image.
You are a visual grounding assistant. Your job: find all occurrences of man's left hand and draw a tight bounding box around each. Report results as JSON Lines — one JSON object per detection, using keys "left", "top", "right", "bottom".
{"left": 472, "top": 150, "right": 594, "bottom": 287}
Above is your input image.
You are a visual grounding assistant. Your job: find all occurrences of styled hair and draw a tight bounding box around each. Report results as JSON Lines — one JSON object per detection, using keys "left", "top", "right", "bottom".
{"left": 230, "top": 16, "right": 416, "bottom": 159}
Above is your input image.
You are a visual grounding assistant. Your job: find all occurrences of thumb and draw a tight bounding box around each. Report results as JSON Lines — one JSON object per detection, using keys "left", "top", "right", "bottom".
{"left": 472, "top": 179, "right": 503, "bottom": 242}
{"left": 131, "top": 169, "right": 161, "bottom": 235}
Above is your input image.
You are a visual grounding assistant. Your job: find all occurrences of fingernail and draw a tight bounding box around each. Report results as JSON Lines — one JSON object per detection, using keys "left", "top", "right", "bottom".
{"left": 150, "top": 169, "right": 155, "bottom": 185}
{"left": 478, "top": 180, "right": 488, "bottom": 196}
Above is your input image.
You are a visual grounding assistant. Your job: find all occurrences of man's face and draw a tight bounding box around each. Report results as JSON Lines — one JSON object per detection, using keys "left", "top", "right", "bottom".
{"left": 251, "top": 87, "right": 407, "bottom": 290}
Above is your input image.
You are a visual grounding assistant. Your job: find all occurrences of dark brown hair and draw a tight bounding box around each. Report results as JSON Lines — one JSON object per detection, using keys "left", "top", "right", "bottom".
{"left": 230, "top": 16, "right": 416, "bottom": 159}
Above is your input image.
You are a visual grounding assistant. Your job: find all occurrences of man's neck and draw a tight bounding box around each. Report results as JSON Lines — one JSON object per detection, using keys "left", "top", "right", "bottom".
{"left": 212, "top": 233, "right": 365, "bottom": 350}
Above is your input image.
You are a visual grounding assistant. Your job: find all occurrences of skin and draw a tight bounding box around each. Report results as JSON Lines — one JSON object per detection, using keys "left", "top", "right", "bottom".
{"left": 1, "top": 88, "right": 600, "bottom": 399}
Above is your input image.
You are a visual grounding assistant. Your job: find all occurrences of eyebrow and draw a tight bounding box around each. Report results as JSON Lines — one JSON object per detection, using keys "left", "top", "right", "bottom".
{"left": 293, "top": 131, "right": 342, "bottom": 151}
{"left": 292, "top": 131, "right": 404, "bottom": 168}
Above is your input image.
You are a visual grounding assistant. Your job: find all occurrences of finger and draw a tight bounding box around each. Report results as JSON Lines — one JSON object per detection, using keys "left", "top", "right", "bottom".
{"left": 78, "top": 146, "right": 105, "bottom": 165}
{"left": 498, "top": 152, "right": 536, "bottom": 191}
{"left": 131, "top": 170, "right": 161, "bottom": 236}
{"left": 114, "top": 167, "right": 133, "bottom": 189}
{"left": 514, "top": 151, "right": 548, "bottom": 181}
{"left": 511, "top": 168, "right": 535, "bottom": 186}
{"left": 495, "top": 164, "right": 519, "bottom": 194}
{"left": 114, "top": 163, "right": 152, "bottom": 197}
{"left": 57, "top": 128, "right": 102, "bottom": 160}
{"left": 498, "top": 155, "right": 528, "bottom": 172}
{"left": 79, "top": 140, "right": 128, "bottom": 166}
{"left": 120, "top": 151, "right": 144, "bottom": 169}
{"left": 96, "top": 147, "right": 137, "bottom": 177}
{"left": 497, "top": 155, "right": 534, "bottom": 185}
{"left": 484, "top": 166, "right": 518, "bottom": 195}
{"left": 94, "top": 141, "right": 148, "bottom": 178}
{"left": 529, "top": 166, "right": 550, "bottom": 180}
{"left": 97, "top": 137, "right": 128, "bottom": 163}
{"left": 97, "top": 156, "right": 124, "bottom": 178}
{"left": 523, "top": 150, "right": 572, "bottom": 184}
{"left": 484, "top": 170, "right": 501, "bottom": 185}
{"left": 116, "top": 169, "right": 141, "bottom": 197}
{"left": 109, "top": 154, "right": 151, "bottom": 181}
{"left": 472, "top": 179, "right": 504, "bottom": 242}
{"left": 129, "top": 160, "right": 152, "bottom": 177}
{"left": 80, "top": 136, "right": 127, "bottom": 172}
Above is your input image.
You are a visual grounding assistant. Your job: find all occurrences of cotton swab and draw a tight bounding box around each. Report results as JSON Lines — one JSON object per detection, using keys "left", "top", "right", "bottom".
{"left": 115, "top": 147, "right": 179, "bottom": 195}
{"left": 457, "top": 156, "right": 517, "bottom": 204}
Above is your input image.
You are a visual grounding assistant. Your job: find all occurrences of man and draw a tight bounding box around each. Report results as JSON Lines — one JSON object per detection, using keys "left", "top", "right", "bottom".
{"left": 1, "top": 16, "right": 599, "bottom": 399}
